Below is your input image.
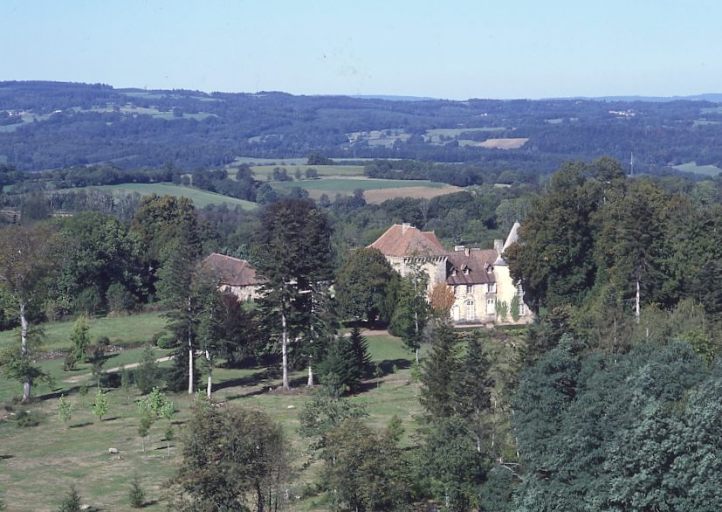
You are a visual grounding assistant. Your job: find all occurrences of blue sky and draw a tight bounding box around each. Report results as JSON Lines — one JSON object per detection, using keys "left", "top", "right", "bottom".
{"left": 1, "top": 0, "right": 720, "bottom": 99}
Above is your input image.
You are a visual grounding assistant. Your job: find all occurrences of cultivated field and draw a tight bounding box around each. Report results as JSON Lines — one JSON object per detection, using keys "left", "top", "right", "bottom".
{"left": 478, "top": 137, "right": 529, "bottom": 149}
{"left": 271, "top": 177, "right": 460, "bottom": 201}
{"left": 90, "top": 183, "right": 258, "bottom": 209}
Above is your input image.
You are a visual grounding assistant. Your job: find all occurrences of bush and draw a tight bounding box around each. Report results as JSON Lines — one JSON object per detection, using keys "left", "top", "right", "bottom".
{"left": 128, "top": 475, "right": 145, "bottom": 508}
{"left": 74, "top": 287, "right": 103, "bottom": 315}
{"left": 15, "top": 409, "right": 42, "bottom": 428}
{"left": 106, "top": 283, "right": 137, "bottom": 314}
{"left": 58, "top": 485, "right": 82, "bottom": 512}
{"left": 136, "top": 345, "right": 159, "bottom": 394}
{"left": 155, "top": 332, "right": 176, "bottom": 349}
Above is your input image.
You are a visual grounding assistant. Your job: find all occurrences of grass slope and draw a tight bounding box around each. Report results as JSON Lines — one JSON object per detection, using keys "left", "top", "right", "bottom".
{"left": 91, "top": 183, "right": 258, "bottom": 209}
{"left": 0, "top": 325, "right": 524, "bottom": 511}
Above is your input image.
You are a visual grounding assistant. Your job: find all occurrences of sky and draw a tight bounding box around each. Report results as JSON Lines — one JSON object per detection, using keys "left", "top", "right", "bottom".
{"left": 1, "top": 0, "right": 720, "bottom": 100}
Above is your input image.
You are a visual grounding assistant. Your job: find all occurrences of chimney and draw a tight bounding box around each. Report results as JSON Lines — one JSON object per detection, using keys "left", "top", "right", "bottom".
{"left": 401, "top": 223, "right": 411, "bottom": 233}
{"left": 494, "top": 239, "right": 504, "bottom": 255}
{"left": 464, "top": 247, "right": 470, "bottom": 257}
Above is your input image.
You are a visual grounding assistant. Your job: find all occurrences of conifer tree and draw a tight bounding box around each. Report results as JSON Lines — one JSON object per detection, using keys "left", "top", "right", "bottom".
{"left": 420, "top": 322, "right": 459, "bottom": 419}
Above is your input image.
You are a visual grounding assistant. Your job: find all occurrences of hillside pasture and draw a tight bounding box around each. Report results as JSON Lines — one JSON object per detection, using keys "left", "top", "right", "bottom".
{"left": 673, "top": 161, "right": 722, "bottom": 176}
{"left": 89, "top": 183, "right": 258, "bottom": 209}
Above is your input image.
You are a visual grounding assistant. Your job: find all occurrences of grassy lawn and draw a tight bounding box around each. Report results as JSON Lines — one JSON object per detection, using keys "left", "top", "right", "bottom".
{"left": 89, "top": 183, "right": 258, "bottom": 209}
{"left": 0, "top": 328, "right": 524, "bottom": 511}
{"left": 0, "top": 311, "right": 168, "bottom": 353}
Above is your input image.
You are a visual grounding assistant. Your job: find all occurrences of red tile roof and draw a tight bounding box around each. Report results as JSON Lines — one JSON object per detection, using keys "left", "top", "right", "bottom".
{"left": 369, "top": 224, "right": 446, "bottom": 258}
{"left": 201, "top": 253, "right": 262, "bottom": 287}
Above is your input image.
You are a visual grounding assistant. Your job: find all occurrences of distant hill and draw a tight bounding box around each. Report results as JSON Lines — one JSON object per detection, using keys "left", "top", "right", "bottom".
{"left": 567, "top": 93, "right": 722, "bottom": 103}
{"left": 1, "top": 81, "right": 722, "bottom": 175}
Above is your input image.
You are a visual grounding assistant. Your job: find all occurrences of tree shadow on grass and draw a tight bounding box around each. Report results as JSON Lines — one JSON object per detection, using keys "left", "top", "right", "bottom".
{"left": 101, "top": 416, "right": 120, "bottom": 422}
{"left": 0, "top": 454, "right": 14, "bottom": 461}
{"left": 69, "top": 421, "right": 93, "bottom": 428}
{"left": 375, "top": 358, "right": 411, "bottom": 376}
{"left": 213, "top": 368, "right": 272, "bottom": 392}
{"left": 36, "top": 386, "right": 82, "bottom": 401}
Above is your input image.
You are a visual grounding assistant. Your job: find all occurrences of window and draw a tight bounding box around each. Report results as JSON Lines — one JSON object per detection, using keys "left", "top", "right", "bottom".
{"left": 487, "top": 283, "right": 496, "bottom": 293}
{"left": 466, "top": 284, "right": 472, "bottom": 294}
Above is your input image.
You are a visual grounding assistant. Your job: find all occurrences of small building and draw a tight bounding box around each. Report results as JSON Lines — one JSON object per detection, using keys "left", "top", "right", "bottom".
{"left": 200, "top": 253, "right": 263, "bottom": 302}
{"left": 369, "top": 222, "right": 532, "bottom": 326}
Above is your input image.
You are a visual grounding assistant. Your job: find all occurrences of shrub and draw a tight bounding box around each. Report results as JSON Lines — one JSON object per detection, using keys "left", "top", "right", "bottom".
{"left": 15, "top": 409, "right": 42, "bottom": 428}
{"left": 58, "top": 485, "right": 82, "bottom": 512}
{"left": 128, "top": 475, "right": 145, "bottom": 508}
{"left": 74, "top": 287, "right": 103, "bottom": 316}
{"left": 136, "top": 345, "right": 159, "bottom": 394}
{"left": 106, "top": 283, "right": 136, "bottom": 314}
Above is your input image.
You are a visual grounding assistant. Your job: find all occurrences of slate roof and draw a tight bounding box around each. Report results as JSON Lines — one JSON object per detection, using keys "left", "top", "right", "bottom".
{"left": 446, "top": 249, "right": 497, "bottom": 285}
{"left": 201, "top": 253, "right": 262, "bottom": 287}
{"left": 368, "top": 224, "right": 446, "bottom": 258}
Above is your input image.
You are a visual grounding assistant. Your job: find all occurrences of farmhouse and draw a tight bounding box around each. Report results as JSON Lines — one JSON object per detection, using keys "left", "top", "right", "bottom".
{"left": 369, "top": 223, "right": 532, "bottom": 326}
{"left": 200, "top": 253, "right": 263, "bottom": 301}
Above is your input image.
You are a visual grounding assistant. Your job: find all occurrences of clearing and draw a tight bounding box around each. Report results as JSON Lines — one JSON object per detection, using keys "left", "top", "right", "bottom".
{"left": 478, "top": 138, "right": 529, "bottom": 149}
{"left": 673, "top": 161, "right": 722, "bottom": 177}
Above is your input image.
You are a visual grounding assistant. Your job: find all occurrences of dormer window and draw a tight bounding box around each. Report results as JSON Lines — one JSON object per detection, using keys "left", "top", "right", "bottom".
{"left": 464, "top": 268, "right": 470, "bottom": 275}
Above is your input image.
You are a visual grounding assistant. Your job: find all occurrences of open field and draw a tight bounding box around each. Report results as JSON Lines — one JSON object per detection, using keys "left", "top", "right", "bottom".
{"left": 364, "top": 185, "right": 463, "bottom": 203}
{"left": 479, "top": 137, "right": 529, "bottom": 149}
{"left": 90, "top": 183, "right": 258, "bottom": 209}
{"left": 271, "top": 177, "right": 460, "bottom": 201}
{"left": 248, "top": 164, "right": 365, "bottom": 179}
{"left": 673, "top": 161, "right": 722, "bottom": 176}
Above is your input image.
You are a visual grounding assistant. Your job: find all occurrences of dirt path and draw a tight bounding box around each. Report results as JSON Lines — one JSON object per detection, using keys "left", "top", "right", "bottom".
{"left": 63, "top": 356, "right": 173, "bottom": 384}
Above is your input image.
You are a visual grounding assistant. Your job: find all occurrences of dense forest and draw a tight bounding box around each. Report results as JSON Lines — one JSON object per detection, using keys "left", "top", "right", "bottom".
{"left": 2, "top": 81, "right": 722, "bottom": 175}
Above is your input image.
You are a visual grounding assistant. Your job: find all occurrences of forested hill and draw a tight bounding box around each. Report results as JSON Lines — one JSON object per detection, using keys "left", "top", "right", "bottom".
{"left": 2, "top": 80, "right": 722, "bottom": 174}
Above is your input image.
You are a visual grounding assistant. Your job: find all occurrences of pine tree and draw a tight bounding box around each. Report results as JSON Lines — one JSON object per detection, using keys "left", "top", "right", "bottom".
{"left": 348, "top": 326, "right": 372, "bottom": 383}
{"left": 452, "top": 333, "right": 494, "bottom": 453}
{"left": 157, "top": 231, "right": 202, "bottom": 394}
{"left": 58, "top": 485, "right": 82, "bottom": 512}
{"left": 420, "top": 322, "right": 459, "bottom": 419}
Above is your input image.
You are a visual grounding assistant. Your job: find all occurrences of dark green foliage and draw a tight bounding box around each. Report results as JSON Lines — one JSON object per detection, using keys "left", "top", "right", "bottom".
{"left": 322, "top": 418, "right": 411, "bottom": 512}
{"left": 57, "top": 485, "right": 82, "bottom": 512}
{"left": 298, "top": 391, "right": 368, "bottom": 454}
{"left": 174, "top": 402, "right": 288, "bottom": 512}
{"left": 418, "top": 416, "right": 489, "bottom": 512}
{"left": 254, "top": 199, "right": 334, "bottom": 389}
{"left": 128, "top": 474, "right": 145, "bottom": 508}
{"left": 389, "top": 268, "right": 430, "bottom": 361}
{"left": 512, "top": 339, "right": 720, "bottom": 511}
{"left": 135, "top": 345, "right": 159, "bottom": 395}
{"left": 106, "top": 282, "right": 137, "bottom": 314}
{"left": 318, "top": 336, "right": 357, "bottom": 396}
{"left": 335, "top": 248, "right": 399, "bottom": 324}
{"left": 420, "top": 322, "right": 459, "bottom": 418}
{"left": 348, "top": 327, "right": 372, "bottom": 381}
